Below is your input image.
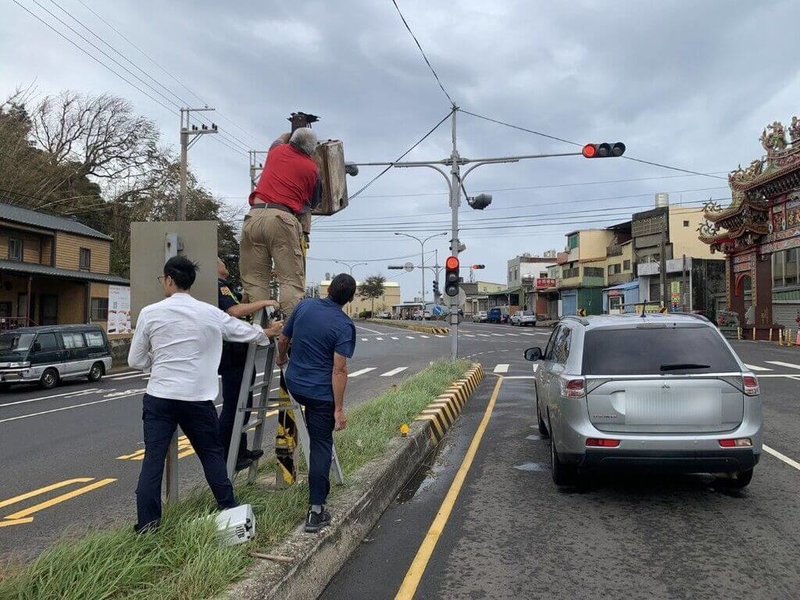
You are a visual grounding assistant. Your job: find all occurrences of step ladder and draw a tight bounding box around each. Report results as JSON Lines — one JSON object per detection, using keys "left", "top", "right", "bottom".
{"left": 225, "top": 310, "right": 344, "bottom": 486}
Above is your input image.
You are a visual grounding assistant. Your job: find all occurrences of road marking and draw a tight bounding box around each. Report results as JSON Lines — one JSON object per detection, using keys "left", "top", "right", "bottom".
{"left": 491, "top": 333, "right": 504, "bottom": 337}
{"left": 0, "top": 478, "right": 94, "bottom": 510}
{"left": 4, "top": 478, "right": 116, "bottom": 520}
{"left": 381, "top": 367, "right": 408, "bottom": 377}
{"left": 361, "top": 337, "right": 369, "bottom": 342}
{"left": 520, "top": 332, "right": 535, "bottom": 336}
{"left": 396, "top": 377, "right": 504, "bottom": 599}
{"left": 435, "top": 335, "right": 446, "bottom": 338}
{"left": 391, "top": 337, "right": 400, "bottom": 340}
{"left": 463, "top": 334, "right": 475, "bottom": 338}
{"left": 106, "top": 370, "right": 138, "bottom": 379}
{"left": 0, "top": 517, "right": 34, "bottom": 528}
{"left": 477, "top": 334, "right": 490, "bottom": 337}
{"left": 0, "top": 388, "right": 101, "bottom": 408}
{"left": 420, "top": 335, "right": 430, "bottom": 339}
{"left": 406, "top": 336, "right": 416, "bottom": 340}
{"left": 493, "top": 364, "right": 510, "bottom": 374}
{"left": 765, "top": 360, "right": 800, "bottom": 370}
{"left": 107, "top": 372, "right": 147, "bottom": 381}
{"left": 0, "top": 393, "right": 141, "bottom": 424}
{"left": 744, "top": 364, "right": 772, "bottom": 372}
{"left": 763, "top": 445, "right": 800, "bottom": 471}
{"left": 506, "top": 333, "right": 519, "bottom": 337}
{"left": 356, "top": 324, "right": 385, "bottom": 334}
{"left": 348, "top": 368, "right": 377, "bottom": 378}
{"left": 376, "top": 337, "right": 384, "bottom": 341}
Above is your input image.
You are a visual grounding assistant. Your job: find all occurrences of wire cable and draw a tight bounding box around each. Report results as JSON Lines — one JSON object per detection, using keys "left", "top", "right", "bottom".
{"left": 461, "top": 109, "right": 727, "bottom": 180}
{"left": 390, "top": 0, "right": 455, "bottom": 106}
{"left": 348, "top": 108, "right": 455, "bottom": 200}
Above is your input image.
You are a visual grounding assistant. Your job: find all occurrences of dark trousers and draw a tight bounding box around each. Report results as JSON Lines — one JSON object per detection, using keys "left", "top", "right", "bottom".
{"left": 293, "top": 393, "right": 335, "bottom": 506}
{"left": 136, "top": 394, "right": 237, "bottom": 529}
{"left": 218, "top": 362, "right": 253, "bottom": 459}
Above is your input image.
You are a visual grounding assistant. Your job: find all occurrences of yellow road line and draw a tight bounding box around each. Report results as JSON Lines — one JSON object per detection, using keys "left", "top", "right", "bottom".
{"left": 0, "top": 517, "right": 34, "bottom": 528}
{"left": 5, "top": 478, "right": 117, "bottom": 520}
{"left": 0, "top": 478, "right": 94, "bottom": 510}
{"left": 396, "top": 376, "right": 504, "bottom": 600}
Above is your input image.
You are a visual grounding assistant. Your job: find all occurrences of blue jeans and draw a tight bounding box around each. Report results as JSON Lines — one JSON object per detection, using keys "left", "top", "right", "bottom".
{"left": 292, "top": 393, "right": 335, "bottom": 506}
{"left": 136, "top": 394, "right": 237, "bottom": 529}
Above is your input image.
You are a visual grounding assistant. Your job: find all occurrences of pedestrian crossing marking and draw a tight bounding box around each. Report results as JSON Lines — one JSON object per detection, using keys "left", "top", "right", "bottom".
{"left": 420, "top": 335, "right": 430, "bottom": 339}
{"left": 477, "top": 334, "right": 490, "bottom": 337}
{"left": 744, "top": 364, "right": 772, "bottom": 372}
{"left": 391, "top": 337, "right": 399, "bottom": 340}
{"left": 376, "top": 337, "right": 384, "bottom": 341}
{"left": 765, "top": 360, "right": 800, "bottom": 370}
{"left": 463, "top": 334, "right": 476, "bottom": 338}
{"left": 506, "top": 333, "right": 519, "bottom": 337}
{"left": 491, "top": 334, "right": 504, "bottom": 337}
{"left": 381, "top": 367, "right": 408, "bottom": 377}
{"left": 493, "top": 364, "right": 510, "bottom": 374}
{"left": 435, "top": 335, "right": 447, "bottom": 338}
{"left": 361, "top": 338, "right": 369, "bottom": 342}
{"left": 348, "top": 368, "right": 377, "bottom": 378}
{"left": 406, "top": 336, "right": 416, "bottom": 339}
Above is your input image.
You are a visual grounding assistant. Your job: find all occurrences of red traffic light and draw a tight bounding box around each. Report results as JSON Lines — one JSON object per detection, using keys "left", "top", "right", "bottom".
{"left": 582, "top": 142, "right": 625, "bottom": 158}
{"left": 471, "top": 264, "right": 485, "bottom": 270}
{"left": 445, "top": 256, "right": 460, "bottom": 270}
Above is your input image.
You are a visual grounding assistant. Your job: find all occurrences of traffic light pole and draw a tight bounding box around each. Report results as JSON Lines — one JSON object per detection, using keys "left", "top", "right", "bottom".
{"left": 448, "top": 110, "right": 461, "bottom": 360}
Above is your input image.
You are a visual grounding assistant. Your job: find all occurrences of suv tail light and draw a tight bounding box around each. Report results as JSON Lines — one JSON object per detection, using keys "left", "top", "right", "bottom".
{"left": 586, "top": 438, "right": 620, "bottom": 448}
{"left": 559, "top": 377, "right": 586, "bottom": 399}
{"left": 742, "top": 375, "right": 760, "bottom": 397}
{"left": 719, "top": 438, "right": 753, "bottom": 448}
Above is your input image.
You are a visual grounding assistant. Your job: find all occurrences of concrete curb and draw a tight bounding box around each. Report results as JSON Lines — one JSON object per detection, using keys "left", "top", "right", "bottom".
{"left": 365, "top": 319, "right": 449, "bottom": 335}
{"left": 226, "top": 363, "right": 485, "bottom": 600}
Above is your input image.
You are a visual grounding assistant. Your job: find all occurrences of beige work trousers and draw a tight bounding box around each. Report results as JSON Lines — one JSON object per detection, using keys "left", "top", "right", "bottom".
{"left": 239, "top": 208, "right": 305, "bottom": 317}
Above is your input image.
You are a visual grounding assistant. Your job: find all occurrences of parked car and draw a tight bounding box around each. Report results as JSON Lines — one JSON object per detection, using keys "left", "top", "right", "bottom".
{"left": 376, "top": 311, "right": 392, "bottom": 319}
{"left": 488, "top": 308, "right": 508, "bottom": 324}
{"left": 517, "top": 310, "right": 537, "bottom": 327}
{"left": 524, "top": 313, "right": 762, "bottom": 488}
{"left": 0, "top": 324, "right": 113, "bottom": 390}
{"left": 472, "top": 311, "right": 488, "bottom": 323}
{"left": 509, "top": 312, "right": 521, "bottom": 326}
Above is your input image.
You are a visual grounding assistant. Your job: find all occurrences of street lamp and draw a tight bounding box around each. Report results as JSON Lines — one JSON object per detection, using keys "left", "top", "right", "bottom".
{"left": 394, "top": 232, "right": 447, "bottom": 306}
{"left": 334, "top": 260, "right": 368, "bottom": 277}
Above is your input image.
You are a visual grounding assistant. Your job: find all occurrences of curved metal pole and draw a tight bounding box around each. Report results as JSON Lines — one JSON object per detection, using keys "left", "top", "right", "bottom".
{"left": 395, "top": 163, "right": 453, "bottom": 194}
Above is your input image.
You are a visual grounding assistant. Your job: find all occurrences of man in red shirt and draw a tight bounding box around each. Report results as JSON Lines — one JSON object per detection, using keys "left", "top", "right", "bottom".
{"left": 240, "top": 127, "right": 320, "bottom": 317}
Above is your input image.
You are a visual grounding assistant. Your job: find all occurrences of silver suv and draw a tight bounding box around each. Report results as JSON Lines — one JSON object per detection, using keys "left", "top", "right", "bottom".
{"left": 524, "top": 314, "right": 762, "bottom": 488}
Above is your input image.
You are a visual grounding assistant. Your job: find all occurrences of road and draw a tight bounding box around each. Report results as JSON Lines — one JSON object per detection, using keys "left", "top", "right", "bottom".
{"left": 323, "top": 328, "right": 800, "bottom": 600}
{"left": 0, "top": 320, "right": 459, "bottom": 561}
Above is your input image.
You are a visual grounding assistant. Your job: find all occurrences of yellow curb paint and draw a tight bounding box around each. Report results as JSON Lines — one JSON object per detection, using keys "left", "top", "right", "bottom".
{"left": 395, "top": 376, "right": 504, "bottom": 600}
{"left": 0, "top": 478, "right": 94, "bottom": 510}
{"left": 429, "top": 401, "right": 457, "bottom": 422}
{"left": 5, "top": 479, "right": 117, "bottom": 520}
{"left": 0, "top": 517, "right": 34, "bottom": 528}
{"left": 415, "top": 414, "right": 445, "bottom": 440}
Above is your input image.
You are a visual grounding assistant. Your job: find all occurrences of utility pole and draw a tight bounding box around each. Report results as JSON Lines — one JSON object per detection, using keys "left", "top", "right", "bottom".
{"left": 395, "top": 232, "right": 446, "bottom": 308}
{"left": 448, "top": 110, "right": 461, "bottom": 360}
{"left": 659, "top": 224, "right": 668, "bottom": 309}
{"left": 179, "top": 107, "right": 218, "bottom": 220}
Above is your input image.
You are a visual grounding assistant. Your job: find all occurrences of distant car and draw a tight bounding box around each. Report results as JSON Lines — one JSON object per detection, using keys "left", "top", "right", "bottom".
{"left": 473, "top": 311, "right": 488, "bottom": 323}
{"left": 510, "top": 313, "right": 521, "bottom": 326}
{"left": 423, "top": 310, "right": 432, "bottom": 320}
{"left": 376, "top": 311, "right": 392, "bottom": 319}
{"left": 524, "top": 313, "right": 762, "bottom": 488}
{"left": 488, "top": 308, "right": 508, "bottom": 323}
{"left": 517, "top": 310, "right": 536, "bottom": 327}
{"left": 412, "top": 310, "right": 423, "bottom": 320}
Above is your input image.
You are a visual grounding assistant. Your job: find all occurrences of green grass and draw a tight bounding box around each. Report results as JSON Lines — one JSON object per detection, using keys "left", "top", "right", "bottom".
{"left": 0, "top": 360, "right": 472, "bottom": 600}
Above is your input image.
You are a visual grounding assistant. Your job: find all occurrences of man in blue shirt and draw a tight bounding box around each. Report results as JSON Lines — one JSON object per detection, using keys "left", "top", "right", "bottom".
{"left": 277, "top": 273, "right": 356, "bottom": 533}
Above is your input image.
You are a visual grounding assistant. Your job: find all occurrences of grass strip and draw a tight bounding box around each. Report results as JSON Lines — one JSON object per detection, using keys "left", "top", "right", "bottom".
{"left": 0, "top": 359, "right": 471, "bottom": 600}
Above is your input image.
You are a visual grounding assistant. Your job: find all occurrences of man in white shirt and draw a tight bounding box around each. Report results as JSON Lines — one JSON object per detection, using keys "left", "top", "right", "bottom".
{"left": 128, "top": 255, "right": 273, "bottom": 532}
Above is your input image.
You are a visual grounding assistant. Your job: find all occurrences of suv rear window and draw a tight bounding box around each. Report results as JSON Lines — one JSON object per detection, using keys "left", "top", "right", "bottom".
{"left": 582, "top": 326, "right": 740, "bottom": 375}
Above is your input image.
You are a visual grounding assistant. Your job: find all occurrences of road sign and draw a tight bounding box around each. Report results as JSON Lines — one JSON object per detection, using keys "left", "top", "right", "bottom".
{"left": 404, "top": 262, "right": 414, "bottom": 272}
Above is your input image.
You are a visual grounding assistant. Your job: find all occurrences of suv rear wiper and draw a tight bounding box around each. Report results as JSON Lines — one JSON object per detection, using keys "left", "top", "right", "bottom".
{"left": 660, "top": 363, "right": 711, "bottom": 371}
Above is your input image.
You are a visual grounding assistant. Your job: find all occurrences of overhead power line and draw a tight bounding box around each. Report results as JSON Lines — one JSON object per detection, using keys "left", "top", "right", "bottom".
{"left": 390, "top": 0, "right": 455, "bottom": 106}
{"left": 307, "top": 250, "right": 435, "bottom": 263}
{"left": 460, "top": 110, "right": 727, "bottom": 180}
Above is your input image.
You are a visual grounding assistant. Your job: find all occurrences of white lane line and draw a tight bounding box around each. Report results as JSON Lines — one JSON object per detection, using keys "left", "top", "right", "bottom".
{"left": 420, "top": 335, "right": 430, "bottom": 339}
{"left": 744, "top": 364, "right": 772, "bottom": 372}
{"left": 506, "top": 333, "right": 519, "bottom": 337}
{"left": 435, "top": 335, "right": 446, "bottom": 338}
{"left": 764, "top": 444, "right": 800, "bottom": 471}
{"left": 376, "top": 337, "right": 384, "bottom": 341}
{"left": 493, "top": 364, "right": 510, "bottom": 374}
{"left": 381, "top": 367, "right": 408, "bottom": 377}
{"left": 0, "top": 394, "right": 136, "bottom": 424}
{"left": 491, "top": 334, "right": 505, "bottom": 337}
{"left": 463, "top": 334, "right": 476, "bottom": 338}
{"left": 348, "top": 368, "right": 377, "bottom": 378}
{"left": 391, "top": 337, "right": 400, "bottom": 340}
{"left": 355, "top": 324, "right": 385, "bottom": 334}
{"left": 519, "top": 333, "right": 535, "bottom": 336}
{"left": 477, "top": 334, "right": 490, "bottom": 337}
{"left": 406, "top": 336, "right": 416, "bottom": 340}
{"left": 0, "top": 388, "right": 102, "bottom": 408}
{"left": 765, "top": 360, "right": 800, "bottom": 370}
{"left": 106, "top": 371, "right": 138, "bottom": 379}
{"left": 361, "top": 337, "right": 369, "bottom": 342}
{"left": 107, "top": 372, "right": 147, "bottom": 381}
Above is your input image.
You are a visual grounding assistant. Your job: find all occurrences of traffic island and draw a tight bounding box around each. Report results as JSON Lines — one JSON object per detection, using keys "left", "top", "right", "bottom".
{"left": 365, "top": 318, "right": 450, "bottom": 335}
{"left": 0, "top": 361, "right": 484, "bottom": 600}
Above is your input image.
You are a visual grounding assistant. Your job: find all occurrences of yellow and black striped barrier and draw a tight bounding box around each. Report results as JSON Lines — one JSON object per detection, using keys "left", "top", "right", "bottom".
{"left": 275, "top": 374, "right": 298, "bottom": 487}
{"left": 415, "top": 364, "right": 485, "bottom": 445}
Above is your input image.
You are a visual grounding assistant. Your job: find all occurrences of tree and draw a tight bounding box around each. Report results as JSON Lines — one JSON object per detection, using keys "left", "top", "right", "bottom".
{"left": 358, "top": 275, "right": 386, "bottom": 317}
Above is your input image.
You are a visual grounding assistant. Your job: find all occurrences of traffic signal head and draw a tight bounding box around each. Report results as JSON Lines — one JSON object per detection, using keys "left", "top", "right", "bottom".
{"left": 445, "top": 256, "right": 460, "bottom": 297}
{"left": 471, "top": 264, "right": 485, "bottom": 270}
{"left": 582, "top": 142, "right": 626, "bottom": 158}
{"left": 432, "top": 280, "right": 439, "bottom": 295}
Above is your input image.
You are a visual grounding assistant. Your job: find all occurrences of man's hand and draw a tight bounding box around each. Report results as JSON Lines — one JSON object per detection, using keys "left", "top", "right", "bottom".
{"left": 334, "top": 408, "right": 347, "bottom": 431}
{"left": 260, "top": 300, "right": 278, "bottom": 310}
{"left": 265, "top": 320, "right": 284, "bottom": 337}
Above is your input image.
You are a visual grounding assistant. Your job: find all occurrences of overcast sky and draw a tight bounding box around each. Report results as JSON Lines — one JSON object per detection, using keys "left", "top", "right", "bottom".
{"left": 3, "top": 0, "right": 799, "bottom": 300}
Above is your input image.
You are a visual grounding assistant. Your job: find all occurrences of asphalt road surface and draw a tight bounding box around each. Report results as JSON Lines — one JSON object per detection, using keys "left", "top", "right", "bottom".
{"left": 0, "top": 320, "right": 466, "bottom": 561}
{"left": 323, "top": 329, "right": 800, "bottom": 600}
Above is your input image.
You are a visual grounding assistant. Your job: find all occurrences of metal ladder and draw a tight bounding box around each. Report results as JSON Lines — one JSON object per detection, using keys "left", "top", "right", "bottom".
{"left": 225, "top": 311, "right": 344, "bottom": 486}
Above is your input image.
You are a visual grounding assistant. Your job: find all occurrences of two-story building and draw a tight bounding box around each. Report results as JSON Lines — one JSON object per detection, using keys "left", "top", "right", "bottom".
{"left": 557, "top": 229, "right": 615, "bottom": 315}
{"left": 0, "top": 202, "right": 129, "bottom": 329}
{"left": 318, "top": 279, "right": 401, "bottom": 318}
{"left": 462, "top": 280, "right": 505, "bottom": 317}
{"left": 489, "top": 253, "right": 557, "bottom": 314}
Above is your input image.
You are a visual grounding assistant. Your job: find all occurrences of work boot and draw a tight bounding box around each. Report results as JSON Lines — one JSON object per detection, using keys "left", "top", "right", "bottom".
{"left": 235, "top": 456, "right": 253, "bottom": 472}
{"left": 304, "top": 507, "right": 331, "bottom": 533}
